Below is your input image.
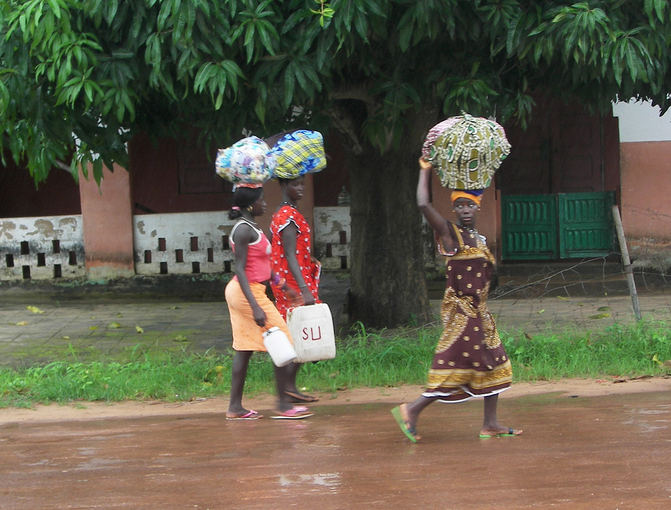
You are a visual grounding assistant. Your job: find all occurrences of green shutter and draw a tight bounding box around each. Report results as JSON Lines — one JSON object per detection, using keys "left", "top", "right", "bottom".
{"left": 558, "top": 192, "right": 615, "bottom": 258}
{"left": 502, "top": 195, "right": 558, "bottom": 260}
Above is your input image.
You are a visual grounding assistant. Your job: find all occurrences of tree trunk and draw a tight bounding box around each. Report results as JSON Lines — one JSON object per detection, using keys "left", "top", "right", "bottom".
{"left": 343, "top": 115, "right": 433, "bottom": 328}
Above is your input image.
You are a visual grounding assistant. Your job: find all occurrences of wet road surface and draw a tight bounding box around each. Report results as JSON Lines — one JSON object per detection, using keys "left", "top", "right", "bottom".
{"left": 1, "top": 391, "right": 670, "bottom": 509}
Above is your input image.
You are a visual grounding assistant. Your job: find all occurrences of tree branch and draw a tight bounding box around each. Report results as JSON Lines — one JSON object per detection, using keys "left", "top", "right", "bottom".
{"left": 55, "top": 160, "right": 73, "bottom": 174}
{"left": 325, "top": 104, "right": 364, "bottom": 155}
{"left": 329, "top": 87, "right": 374, "bottom": 105}
{"left": 324, "top": 87, "right": 376, "bottom": 155}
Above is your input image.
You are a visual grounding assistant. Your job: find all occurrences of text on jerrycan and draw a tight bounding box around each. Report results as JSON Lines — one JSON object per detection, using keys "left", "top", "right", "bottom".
{"left": 301, "top": 326, "right": 322, "bottom": 341}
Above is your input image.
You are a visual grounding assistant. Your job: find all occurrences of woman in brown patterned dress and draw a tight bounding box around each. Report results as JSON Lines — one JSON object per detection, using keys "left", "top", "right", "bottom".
{"left": 391, "top": 158, "right": 523, "bottom": 442}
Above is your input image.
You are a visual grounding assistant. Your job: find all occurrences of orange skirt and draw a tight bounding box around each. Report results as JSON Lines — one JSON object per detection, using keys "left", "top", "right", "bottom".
{"left": 225, "top": 279, "right": 291, "bottom": 351}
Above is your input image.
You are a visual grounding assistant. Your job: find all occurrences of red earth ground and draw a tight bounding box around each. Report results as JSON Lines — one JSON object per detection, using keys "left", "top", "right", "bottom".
{"left": 1, "top": 377, "right": 671, "bottom": 509}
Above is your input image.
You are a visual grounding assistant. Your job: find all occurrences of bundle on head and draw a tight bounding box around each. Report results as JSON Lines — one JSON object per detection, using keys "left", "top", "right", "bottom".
{"left": 422, "top": 114, "right": 511, "bottom": 190}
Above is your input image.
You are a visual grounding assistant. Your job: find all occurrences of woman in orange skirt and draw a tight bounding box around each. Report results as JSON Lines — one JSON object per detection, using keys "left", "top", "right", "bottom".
{"left": 225, "top": 184, "right": 312, "bottom": 420}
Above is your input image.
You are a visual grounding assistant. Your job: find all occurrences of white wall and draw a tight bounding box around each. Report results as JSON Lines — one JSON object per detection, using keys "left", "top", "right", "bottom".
{"left": 133, "top": 211, "right": 235, "bottom": 276}
{"left": 612, "top": 99, "right": 671, "bottom": 142}
{"left": 0, "top": 215, "right": 85, "bottom": 280}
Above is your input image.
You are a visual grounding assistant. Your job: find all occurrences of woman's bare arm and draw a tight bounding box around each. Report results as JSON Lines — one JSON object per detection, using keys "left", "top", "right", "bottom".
{"left": 232, "top": 224, "right": 266, "bottom": 327}
{"left": 281, "top": 222, "right": 315, "bottom": 305}
{"left": 417, "top": 158, "right": 455, "bottom": 253}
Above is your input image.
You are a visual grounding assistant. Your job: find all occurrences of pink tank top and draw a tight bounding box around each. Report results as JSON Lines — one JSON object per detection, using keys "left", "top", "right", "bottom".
{"left": 230, "top": 219, "right": 271, "bottom": 283}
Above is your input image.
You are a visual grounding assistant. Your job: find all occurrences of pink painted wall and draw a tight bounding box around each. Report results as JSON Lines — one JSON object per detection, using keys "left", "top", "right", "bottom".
{"left": 619, "top": 141, "right": 671, "bottom": 240}
{"left": 78, "top": 163, "right": 135, "bottom": 277}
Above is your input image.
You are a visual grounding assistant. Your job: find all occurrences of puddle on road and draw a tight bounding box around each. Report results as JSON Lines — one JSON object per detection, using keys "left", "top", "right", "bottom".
{"left": 623, "top": 403, "right": 670, "bottom": 433}
{"left": 278, "top": 472, "right": 342, "bottom": 493}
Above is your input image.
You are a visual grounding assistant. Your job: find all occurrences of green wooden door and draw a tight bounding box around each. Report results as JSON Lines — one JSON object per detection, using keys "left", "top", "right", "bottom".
{"left": 502, "top": 192, "right": 614, "bottom": 260}
{"left": 558, "top": 192, "right": 615, "bottom": 258}
{"left": 501, "top": 195, "right": 557, "bottom": 260}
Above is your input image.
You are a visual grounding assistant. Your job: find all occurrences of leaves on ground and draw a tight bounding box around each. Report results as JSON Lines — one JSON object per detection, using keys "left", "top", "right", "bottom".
{"left": 135, "top": 325, "right": 144, "bottom": 334}
{"left": 589, "top": 312, "right": 611, "bottom": 319}
{"left": 26, "top": 306, "right": 44, "bottom": 314}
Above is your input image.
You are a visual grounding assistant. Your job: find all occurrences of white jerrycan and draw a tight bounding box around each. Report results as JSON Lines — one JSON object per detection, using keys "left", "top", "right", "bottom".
{"left": 262, "top": 327, "right": 297, "bottom": 367}
{"left": 287, "top": 303, "right": 336, "bottom": 363}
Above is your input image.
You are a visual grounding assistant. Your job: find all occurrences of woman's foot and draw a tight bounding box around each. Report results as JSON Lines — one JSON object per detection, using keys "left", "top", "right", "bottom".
{"left": 271, "top": 406, "right": 313, "bottom": 419}
{"left": 226, "top": 409, "right": 263, "bottom": 420}
{"left": 391, "top": 403, "right": 421, "bottom": 442}
{"left": 479, "top": 426, "right": 523, "bottom": 439}
{"left": 285, "top": 390, "right": 319, "bottom": 403}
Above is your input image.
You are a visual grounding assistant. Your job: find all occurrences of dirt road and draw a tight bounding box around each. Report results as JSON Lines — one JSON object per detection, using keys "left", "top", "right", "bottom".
{"left": 1, "top": 378, "right": 670, "bottom": 509}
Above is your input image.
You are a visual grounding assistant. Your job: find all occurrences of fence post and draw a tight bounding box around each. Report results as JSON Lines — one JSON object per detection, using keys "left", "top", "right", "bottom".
{"left": 612, "top": 205, "right": 641, "bottom": 321}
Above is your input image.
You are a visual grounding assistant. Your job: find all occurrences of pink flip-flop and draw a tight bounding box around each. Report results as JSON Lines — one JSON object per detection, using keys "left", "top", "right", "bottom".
{"left": 226, "top": 409, "right": 263, "bottom": 420}
{"left": 271, "top": 406, "right": 313, "bottom": 420}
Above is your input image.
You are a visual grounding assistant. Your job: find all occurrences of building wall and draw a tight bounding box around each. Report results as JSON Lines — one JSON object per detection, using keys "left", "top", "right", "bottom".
{"left": 612, "top": 100, "right": 671, "bottom": 268}
{"left": 79, "top": 163, "right": 135, "bottom": 278}
{"left": 129, "top": 133, "right": 230, "bottom": 214}
{"left": 313, "top": 130, "right": 350, "bottom": 207}
{"left": 0, "top": 158, "right": 81, "bottom": 218}
{"left": 128, "top": 132, "right": 315, "bottom": 234}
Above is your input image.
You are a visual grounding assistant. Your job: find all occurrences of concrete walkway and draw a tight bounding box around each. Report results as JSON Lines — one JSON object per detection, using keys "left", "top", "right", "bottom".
{"left": 1, "top": 287, "right": 670, "bottom": 367}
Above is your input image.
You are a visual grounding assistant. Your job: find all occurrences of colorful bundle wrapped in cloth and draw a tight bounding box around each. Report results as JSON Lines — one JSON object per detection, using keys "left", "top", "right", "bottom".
{"left": 215, "top": 136, "right": 276, "bottom": 187}
{"left": 423, "top": 113, "right": 511, "bottom": 190}
{"left": 267, "top": 130, "right": 327, "bottom": 179}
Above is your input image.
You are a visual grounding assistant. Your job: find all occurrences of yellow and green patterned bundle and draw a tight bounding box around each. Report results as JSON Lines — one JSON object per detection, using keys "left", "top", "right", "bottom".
{"left": 427, "top": 114, "right": 511, "bottom": 190}
{"left": 268, "top": 130, "right": 326, "bottom": 179}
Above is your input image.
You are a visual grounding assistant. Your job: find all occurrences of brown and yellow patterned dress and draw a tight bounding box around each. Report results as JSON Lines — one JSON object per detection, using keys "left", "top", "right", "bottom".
{"left": 424, "top": 223, "right": 512, "bottom": 403}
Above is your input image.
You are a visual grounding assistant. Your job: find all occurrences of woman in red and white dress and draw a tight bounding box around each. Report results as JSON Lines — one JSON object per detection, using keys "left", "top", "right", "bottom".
{"left": 269, "top": 175, "right": 321, "bottom": 403}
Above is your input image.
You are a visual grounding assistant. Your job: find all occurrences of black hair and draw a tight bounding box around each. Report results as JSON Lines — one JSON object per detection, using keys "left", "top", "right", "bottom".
{"left": 228, "top": 187, "right": 263, "bottom": 220}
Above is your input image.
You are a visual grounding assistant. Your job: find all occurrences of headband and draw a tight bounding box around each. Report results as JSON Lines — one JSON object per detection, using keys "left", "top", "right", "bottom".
{"left": 451, "top": 189, "right": 484, "bottom": 206}
{"left": 232, "top": 182, "right": 263, "bottom": 191}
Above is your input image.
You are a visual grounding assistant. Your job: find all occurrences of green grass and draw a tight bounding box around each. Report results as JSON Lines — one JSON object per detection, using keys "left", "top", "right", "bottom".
{"left": 0, "top": 320, "right": 670, "bottom": 408}
{"left": 504, "top": 319, "right": 671, "bottom": 380}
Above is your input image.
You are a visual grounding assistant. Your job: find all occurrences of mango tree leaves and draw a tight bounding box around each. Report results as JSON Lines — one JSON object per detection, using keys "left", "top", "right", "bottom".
{"left": 1, "top": 0, "right": 671, "bottom": 184}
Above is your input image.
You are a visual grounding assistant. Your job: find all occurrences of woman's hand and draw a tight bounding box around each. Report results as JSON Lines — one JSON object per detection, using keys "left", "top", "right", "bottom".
{"left": 419, "top": 157, "right": 432, "bottom": 170}
{"left": 286, "top": 286, "right": 303, "bottom": 307}
{"left": 252, "top": 304, "right": 267, "bottom": 327}
{"left": 301, "top": 286, "right": 316, "bottom": 306}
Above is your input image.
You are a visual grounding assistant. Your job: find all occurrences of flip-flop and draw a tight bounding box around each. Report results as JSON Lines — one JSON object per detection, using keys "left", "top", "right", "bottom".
{"left": 226, "top": 409, "right": 263, "bottom": 420}
{"left": 479, "top": 427, "right": 523, "bottom": 439}
{"left": 391, "top": 404, "right": 420, "bottom": 443}
{"left": 285, "top": 390, "right": 319, "bottom": 403}
{"left": 271, "top": 406, "right": 314, "bottom": 420}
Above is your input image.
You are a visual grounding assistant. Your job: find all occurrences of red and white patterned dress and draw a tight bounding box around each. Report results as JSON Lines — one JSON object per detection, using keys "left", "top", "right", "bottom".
{"left": 270, "top": 205, "right": 321, "bottom": 319}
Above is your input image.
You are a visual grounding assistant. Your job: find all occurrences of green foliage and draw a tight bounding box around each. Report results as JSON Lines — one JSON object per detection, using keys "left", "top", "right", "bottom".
{"left": 0, "top": 320, "right": 670, "bottom": 408}
{"left": 1, "top": 0, "right": 671, "bottom": 184}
